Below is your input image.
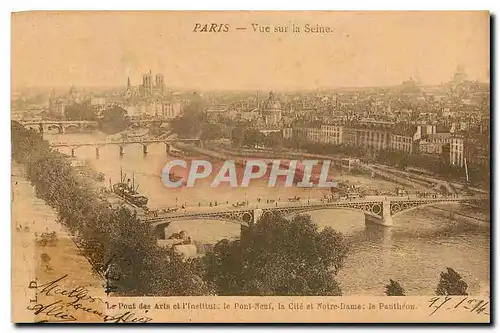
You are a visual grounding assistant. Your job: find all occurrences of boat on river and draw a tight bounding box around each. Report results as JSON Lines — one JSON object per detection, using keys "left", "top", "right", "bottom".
{"left": 112, "top": 168, "right": 149, "bottom": 208}
{"left": 166, "top": 171, "right": 184, "bottom": 185}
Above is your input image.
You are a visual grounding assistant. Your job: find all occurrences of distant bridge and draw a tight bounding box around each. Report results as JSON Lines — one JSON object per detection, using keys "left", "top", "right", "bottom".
{"left": 50, "top": 137, "right": 201, "bottom": 157}
{"left": 19, "top": 120, "right": 98, "bottom": 133}
{"left": 19, "top": 119, "right": 172, "bottom": 133}
{"left": 141, "top": 195, "right": 488, "bottom": 238}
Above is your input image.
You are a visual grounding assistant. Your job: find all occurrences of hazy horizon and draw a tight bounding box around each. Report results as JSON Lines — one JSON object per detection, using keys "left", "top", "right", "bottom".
{"left": 12, "top": 11, "right": 490, "bottom": 91}
{"left": 12, "top": 81, "right": 491, "bottom": 97}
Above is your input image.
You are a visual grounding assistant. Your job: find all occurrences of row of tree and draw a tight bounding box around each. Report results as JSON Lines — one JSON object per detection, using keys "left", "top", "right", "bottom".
{"left": 231, "top": 127, "right": 283, "bottom": 148}
{"left": 375, "top": 150, "right": 489, "bottom": 186}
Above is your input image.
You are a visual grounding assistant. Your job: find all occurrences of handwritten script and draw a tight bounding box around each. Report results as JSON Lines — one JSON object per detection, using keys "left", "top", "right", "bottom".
{"left": 428, "top": 296, "right": 489, "bottom": 317}
{"left": 27, "top": 274, "right": 152, "bottom": 323}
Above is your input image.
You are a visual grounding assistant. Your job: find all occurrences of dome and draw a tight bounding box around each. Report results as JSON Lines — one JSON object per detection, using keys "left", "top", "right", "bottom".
{"left": 261, "top": 92, "right": 281, "bottom": 110}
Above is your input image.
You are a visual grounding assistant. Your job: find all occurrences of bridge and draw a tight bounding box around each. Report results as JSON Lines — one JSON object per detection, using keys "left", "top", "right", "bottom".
{"left": 19, "top": 118, "right": 171, "bottom": 133}
{"left": 19, "top": 120, "right": 99, "bottom": 133}
{"left": 50, "top": 137, "right": 201, "bottom": 157}
{"left": 140, "top": 195, "right": 488, "bottom": 239}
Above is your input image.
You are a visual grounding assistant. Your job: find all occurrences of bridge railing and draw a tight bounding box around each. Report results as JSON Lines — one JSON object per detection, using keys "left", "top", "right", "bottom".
{"left": 140, "top": 194, "right": 485, "bottom": 220}
{"left": 50, "top": 137, "right": 200, "bottom": 147}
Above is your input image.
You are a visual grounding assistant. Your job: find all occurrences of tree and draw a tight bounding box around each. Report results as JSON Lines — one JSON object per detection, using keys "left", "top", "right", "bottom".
{"left": 243, "top": 128, "right": 265, "bottom": 147}
{"left": 100, "top": 106, "right": 128, "bottom": 134}
{"left": 204, "top": 214, "right": 348, "bottom": 296}
{"left": 231, "top": 126, "right": 245, "bottom": 147}
{"left": 170, "top": 93, "right": 207, "bottom": 138}
{"left": 385, "top": 279, "right": 405, "bottom": 296}
{"left": 264, "top": 131, "right": 283, "bottom": 148}
{"left": 436, "top": 268, "right": 468, "bottom": 296}
{"left": 398, "top": 154, "right": 409, "bottom": 171}
{"left": 64, "top": 101, "right": 96, "bottom": 121}
{"left": 200, "top": 123, "right": 224, "bottom": 141}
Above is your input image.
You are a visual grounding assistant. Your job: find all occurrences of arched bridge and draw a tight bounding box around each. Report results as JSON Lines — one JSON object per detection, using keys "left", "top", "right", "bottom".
{"left": 19, "top": 120, "right": 98, "bottom": 133}
{"left": 142, "top": 195, "right": 487, "bottom": 238}
{"left": 49, "top": 138, "right": 201, "bottom": 157}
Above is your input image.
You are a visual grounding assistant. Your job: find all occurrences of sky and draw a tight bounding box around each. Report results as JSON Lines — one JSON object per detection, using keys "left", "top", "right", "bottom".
{"left": 11, "top": 11, "right": 490, "bottom": 91}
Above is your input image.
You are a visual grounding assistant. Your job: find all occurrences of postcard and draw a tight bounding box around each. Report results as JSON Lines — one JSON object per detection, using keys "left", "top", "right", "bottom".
{"left": 11, "top": 10, "right": 490, "bottom": 323}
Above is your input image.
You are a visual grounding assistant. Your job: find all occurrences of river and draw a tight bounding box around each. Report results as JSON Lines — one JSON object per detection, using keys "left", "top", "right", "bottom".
{"left": 44, "top": 132, "right": 490, "bottom": 296}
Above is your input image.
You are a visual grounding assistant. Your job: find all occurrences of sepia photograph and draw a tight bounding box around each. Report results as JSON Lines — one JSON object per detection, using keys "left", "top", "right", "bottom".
{"left": 10, "top": 10, "right": 490, "bottom": 323}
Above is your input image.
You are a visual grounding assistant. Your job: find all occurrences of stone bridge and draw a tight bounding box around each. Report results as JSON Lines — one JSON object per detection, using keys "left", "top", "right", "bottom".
{"left": 142, "top": 195, "right": 487, "bottom": 238}
{"left": 20, "top": 120, "right": 99, "bottom": 133}
{"left": 50, "top": 138, "right": 201, "bottom": 157}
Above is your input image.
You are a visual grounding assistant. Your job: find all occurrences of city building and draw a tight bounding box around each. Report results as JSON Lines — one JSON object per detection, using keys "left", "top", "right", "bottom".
{"left": 282, "top": 127, "right": 293, "bottom": 140}
{"left": 355, "top": 128, "right": 391, "bottom": 151}
{"left": 320, "top": 125, "right": 343, "bottom": 145}
{"left": 239, "top": 108, "right": 260, "bottom": 121}
{"left": 390, "top": 125, "right": 421, "bottom": 154}
{"left": 358, "top": 118, "right": 394, "bottom": 129}
{"left": 464, "top": 137, "right": 489, "bottom": 167}
{"left": 415, "top": 133, "right": 451, "bottom": 155}
{"left": 163, "top": 102, "right": 182, "bottom": 119}
{"left": 90, "top": 96, "right": 106, "bottom": 106}
{"left": 68, "top": 85, "right": 82, "bottom": 104}
{"left": 342, "top": 127, "right": 358, "bottom": 147}
{"left": 48, "top": 90, "right": 70, "bottom": 118}
{"left": 287, "top": 124, "right": 343, "bottom": 145}
{"left": 390, "top": 134, "right": 414, "bottom": 153}
{"left": 125, "top": 71, "right": 167, "bottom": 100}
{"left": 292, "top": 126, "right": 318, "bottom": 142}
{"left": 140, "top": 71, "right": 165, "bottom": 97}
{"left": 442, "top": 137, "right": 464, "bottom": 167}
{"left": 206, "top": 105, "right": 229, "bottom": 121}
{"left": 261, "top": 92, "right": 282, "bottom": 126}
{"left": 419, "top": 124, "right": 437, "bottom": 136}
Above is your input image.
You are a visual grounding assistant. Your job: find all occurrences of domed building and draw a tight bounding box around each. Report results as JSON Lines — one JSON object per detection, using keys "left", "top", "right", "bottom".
{"left": 261, "top": 91, "right": 282, "bottom": 126}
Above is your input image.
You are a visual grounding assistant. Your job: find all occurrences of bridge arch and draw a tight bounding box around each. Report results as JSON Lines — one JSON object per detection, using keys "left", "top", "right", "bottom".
{"left": 63, "top": 124, "right": 81, "bottom": 133}
{"left": 390, "top": 200, "right": 475, "bottom": 219}
{"left": 25, "top": 125, "right": 41, "bottom": 132}
{"left": 83, "top": 123, "right": 97, "bottom": 130}
{"left": 46, "top": 124, "right": 62, "bottom": 133}
{"left": 149, "top": 214, "right": 252, "bottom": 230}
{"left": 268, "top": 204, "right": 384, "bottom": 222}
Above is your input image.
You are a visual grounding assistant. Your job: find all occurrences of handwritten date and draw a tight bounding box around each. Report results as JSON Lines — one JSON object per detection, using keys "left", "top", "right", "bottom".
{"left": 429, "top": 296, "right": 489, "bottom": 316}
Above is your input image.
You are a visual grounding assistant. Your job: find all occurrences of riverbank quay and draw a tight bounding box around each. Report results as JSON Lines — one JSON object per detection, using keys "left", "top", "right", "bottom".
{"left": 12, "top": 162, "right": 106, "bottom": 322}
